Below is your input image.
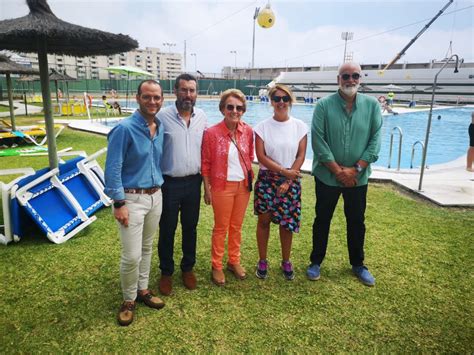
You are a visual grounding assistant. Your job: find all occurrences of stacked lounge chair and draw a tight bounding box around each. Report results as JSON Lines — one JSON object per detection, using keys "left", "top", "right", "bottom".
{"left": 0, "top": 148, "right": 111, "bottom": 245}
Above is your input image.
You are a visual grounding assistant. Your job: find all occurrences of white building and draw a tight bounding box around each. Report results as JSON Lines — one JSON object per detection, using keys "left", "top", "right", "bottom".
{"left": 19, "top": 46, "right": 182, "bottom": 80}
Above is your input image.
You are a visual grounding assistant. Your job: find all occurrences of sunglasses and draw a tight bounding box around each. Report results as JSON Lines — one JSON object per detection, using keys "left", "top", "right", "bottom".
{"left": 340, "top": 73, "right": 361, "bottom": 81}
{"left": 226, "top": 104, "right": 245, "bottom": 112}
{"left": 271, "top": 95, "right": 291, "bottom": 103}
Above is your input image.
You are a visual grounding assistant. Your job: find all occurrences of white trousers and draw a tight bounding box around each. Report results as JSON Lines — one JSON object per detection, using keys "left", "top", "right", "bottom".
{"left": 117, "top": 190, "right": 162, "bottom": 301}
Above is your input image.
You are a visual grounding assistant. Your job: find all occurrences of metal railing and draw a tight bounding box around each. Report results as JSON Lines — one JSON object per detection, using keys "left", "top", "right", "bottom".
{"left": 410, "top": 140, "right": 425, "bottom": 169}
{"left": 388, "top": 126, "right": 403, "bottom": 170}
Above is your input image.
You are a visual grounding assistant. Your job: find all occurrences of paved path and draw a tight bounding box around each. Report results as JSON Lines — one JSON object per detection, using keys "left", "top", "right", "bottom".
{"left": 0, "top": 100, "right": 43, "bottom": 118}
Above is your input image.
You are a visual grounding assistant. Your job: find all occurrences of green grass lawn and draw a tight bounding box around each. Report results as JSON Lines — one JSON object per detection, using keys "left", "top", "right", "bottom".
{"left": 0, "top": 117, "right": 472, "bottom": 352}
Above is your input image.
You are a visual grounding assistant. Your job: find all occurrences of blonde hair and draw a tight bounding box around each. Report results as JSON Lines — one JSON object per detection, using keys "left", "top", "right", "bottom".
{"left": 268, "top": 84, "right": 295, "bottom": 105}
{"left": 219, "top": 89, "right": 247, "bottom": 113}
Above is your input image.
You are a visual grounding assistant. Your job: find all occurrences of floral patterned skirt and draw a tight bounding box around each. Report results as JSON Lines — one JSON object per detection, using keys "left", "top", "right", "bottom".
{"left": 253, "top": 169, "right": 302, "bottom": 233}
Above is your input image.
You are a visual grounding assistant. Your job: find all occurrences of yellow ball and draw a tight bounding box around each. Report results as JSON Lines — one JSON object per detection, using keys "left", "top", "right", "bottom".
{"left": 257, "top": 7, "right": 275, "bottom": 29}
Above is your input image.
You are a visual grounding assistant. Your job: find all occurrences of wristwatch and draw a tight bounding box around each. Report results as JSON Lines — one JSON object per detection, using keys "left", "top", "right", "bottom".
{"left": 113, "top": 200, "right": 126, "bottom": 208}
{"left": 354, "top": 163, "right": 363, "bottom": 173}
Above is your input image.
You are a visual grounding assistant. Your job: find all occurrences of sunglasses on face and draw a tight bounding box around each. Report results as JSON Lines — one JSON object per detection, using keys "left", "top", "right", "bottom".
{"left": 226, "top": 104, "right": 245, "bottom": 112}
{"left": 340, "top": 73, "right": 361, "bottom": 81}
{"left": 271, "top": 95, "right": 291, "bottom": 103}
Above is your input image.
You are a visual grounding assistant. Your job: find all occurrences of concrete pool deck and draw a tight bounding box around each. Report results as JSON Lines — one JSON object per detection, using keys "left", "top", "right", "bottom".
{"left": 65, "top": 117, "right": 473, "bottom": 208}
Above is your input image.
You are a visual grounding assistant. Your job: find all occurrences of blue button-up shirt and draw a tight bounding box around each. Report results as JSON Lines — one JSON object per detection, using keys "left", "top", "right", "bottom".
{"left": 157, "top": 103, "right": 207, "bottom": 177}
{"left": 104, "top": 110, "right": 164, "bottom": 201}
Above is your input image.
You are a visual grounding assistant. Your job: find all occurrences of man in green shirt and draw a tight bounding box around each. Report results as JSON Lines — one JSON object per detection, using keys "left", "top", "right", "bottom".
{"left": 306, "top": 62, "right": 382, "bottom": 286}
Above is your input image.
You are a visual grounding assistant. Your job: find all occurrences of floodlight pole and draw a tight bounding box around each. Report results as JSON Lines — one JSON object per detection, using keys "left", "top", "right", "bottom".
{"left": 190, "top": 53, "right": 197, "bottom": 72}
{"left": 341, "top": 32, "right": 354, "bottom": 63}
{"left": 418, "top": 54, "right": 459, "bottom": 191}
{"left": 163, "top": 42, "right": 176, "bottom": 93}
{"left": 251, "top": 7, "right": 259, "bottom": 68}
{"left": 230, "top": 50, "right": 237, "bottom": 88}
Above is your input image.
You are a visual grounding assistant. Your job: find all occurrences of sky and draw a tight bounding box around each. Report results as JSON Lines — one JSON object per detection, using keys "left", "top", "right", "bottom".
{"left": 1, "top": 0, "right": 473, "bottom": 74}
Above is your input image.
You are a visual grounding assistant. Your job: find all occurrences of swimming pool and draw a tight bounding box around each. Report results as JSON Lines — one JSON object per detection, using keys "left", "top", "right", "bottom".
{"left": 106, "top": 100, "right": 471, "bottom": 169}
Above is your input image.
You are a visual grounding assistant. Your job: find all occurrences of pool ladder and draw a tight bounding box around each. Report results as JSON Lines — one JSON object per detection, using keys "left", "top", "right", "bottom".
{"left": 410, "top": 141, "right": 425, "bottom": 169}
{"left": 388, "top": 126, "right": 425, "bottom": 170}
{"left": 388, "top": 127, "right": 403, "bottom": 170}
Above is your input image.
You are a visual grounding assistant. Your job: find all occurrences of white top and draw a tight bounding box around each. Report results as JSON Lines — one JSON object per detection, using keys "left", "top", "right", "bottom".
{"left": 227, "top": 142, "right": 245, "bottom": 181}
{"left": 254, "top": 116, "right": 308, "bottom": 170}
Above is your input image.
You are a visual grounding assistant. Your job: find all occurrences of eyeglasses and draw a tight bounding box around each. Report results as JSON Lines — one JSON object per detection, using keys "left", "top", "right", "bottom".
{"left": 271, "top": 95, "right": 291, "bottom": 103}
{"left": 226, "top": 104, "right": 245, "bottom": 112}
{"left": 340, "top": 73, "right": 361, "bottom": 81}
{"left": 141, "top": 95, "right": 162, "bottom": 101}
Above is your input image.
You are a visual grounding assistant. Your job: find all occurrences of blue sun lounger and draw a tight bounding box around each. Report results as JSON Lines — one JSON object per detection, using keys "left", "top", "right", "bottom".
{"left": 4, "top": 148, "right": 110, "bottom": 245}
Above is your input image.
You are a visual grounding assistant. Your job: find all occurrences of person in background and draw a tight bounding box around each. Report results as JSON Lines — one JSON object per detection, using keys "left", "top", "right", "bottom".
{"left": 102, "top": 94, "right": 122, "bottom": 115}
{"left": 308, "top": 62, "right": 382, "bottom": 287}
{"left": 157, "top": 74, "right": 207, "bottom": 295}
{"left": 387, "top": 91, "right": 395, "bottom": 105}
{"left": 253, "top": 84, "right": 308, "bottom": 281}
{"left": 201, "top": 89, "right": 254, "bottom": 286}
{"left": 467, "top": 111, "right": 474, "bottom": 172}
{"left": 104, "top": 80, "right": 165, "bottom": 326}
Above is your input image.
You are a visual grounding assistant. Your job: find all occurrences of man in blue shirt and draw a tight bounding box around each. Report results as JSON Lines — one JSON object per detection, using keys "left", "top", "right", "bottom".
{"left": 105, "top": 80, "right": 165, "bottom": 326}
{"left": 157, "top": 74, "right": 207, "bottom": 296}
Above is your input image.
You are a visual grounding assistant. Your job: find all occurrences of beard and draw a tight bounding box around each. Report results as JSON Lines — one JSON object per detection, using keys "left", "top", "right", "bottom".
{"left": 176, "top": 98, "right": 195, "bottom": 112}
{"left": 340, "top": 84, "right": 359, "bottom": 97}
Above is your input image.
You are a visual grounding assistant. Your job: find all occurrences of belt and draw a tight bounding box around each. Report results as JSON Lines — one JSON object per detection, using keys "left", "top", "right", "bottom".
{"left": 124, "top": 187, "right": 160, "bottom": 195}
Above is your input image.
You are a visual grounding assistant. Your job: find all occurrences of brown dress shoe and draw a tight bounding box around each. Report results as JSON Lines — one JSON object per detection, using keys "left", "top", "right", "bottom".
{"left": 182, "top": 271, "right": 197, "bottom": 290}
{"left": 159, "top": 275, "right": 173, "bottom": 296}
{"left": 211, "top": 268, "right": 225, "bottom": 286}
{"left": 227, "top": 263, "right": 247, "bottom": 280}
{"left": 117, "top": 301, "right": 135, "bottom": 326}
{"left": 137, "top": 290, "right": 165, "bottom": 309}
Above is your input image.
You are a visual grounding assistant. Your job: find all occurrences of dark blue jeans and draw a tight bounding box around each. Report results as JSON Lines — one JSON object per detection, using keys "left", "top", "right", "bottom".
{"left": 310, "top": 177, "right": 368, "bottom": 267}
{"left": 158, "top": 174, "right": 202, "bottom": 276}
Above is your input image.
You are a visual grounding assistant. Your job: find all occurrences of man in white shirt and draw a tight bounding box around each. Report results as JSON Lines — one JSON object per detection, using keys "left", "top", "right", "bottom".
{"left": 157, "top": 74, "right": 207, "bottom": 295}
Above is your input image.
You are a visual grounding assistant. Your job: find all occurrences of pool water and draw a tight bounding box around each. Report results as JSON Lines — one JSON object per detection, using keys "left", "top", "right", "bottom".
{"left": 109, "top": 100, "right": 471, "bottom": 169}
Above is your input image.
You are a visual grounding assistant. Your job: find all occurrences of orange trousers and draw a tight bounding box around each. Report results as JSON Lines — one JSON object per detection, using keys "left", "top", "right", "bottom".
{"left": 211, "top": 180, "right": 250, "bottom": 270}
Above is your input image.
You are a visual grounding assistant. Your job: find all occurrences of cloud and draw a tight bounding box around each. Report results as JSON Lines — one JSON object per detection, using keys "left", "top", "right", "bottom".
{"left": 1, "top": 0, "right": 472, "bottom": 74}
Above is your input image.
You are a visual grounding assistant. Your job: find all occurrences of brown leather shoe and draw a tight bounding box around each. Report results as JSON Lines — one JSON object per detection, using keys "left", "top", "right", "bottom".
{"left": 159, "top": 275, "right": 172, "bottom": 296}
{"left": 211, "top": 268, "right": 225, "bottom": 286}
{"left": 182, "top": 271, "right": 197, "bottom": 290}
{"left": 137, "top": 290, "right": 165, "bottom": 309}
{"left": 227, "top": 263, "right": 247, "bottom": 280}
{"left": 117, "top": 301, "right": 135, "bottom": 326}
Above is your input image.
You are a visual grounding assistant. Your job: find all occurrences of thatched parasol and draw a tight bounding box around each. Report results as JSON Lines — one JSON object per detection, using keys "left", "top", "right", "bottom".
{"left": 0, "top": 0, "right": 138, "bottom": 168}
{"left": 49, "top": 68, "right": 76, "bottom": 106}
{"left": 0, "top": 54, "right": 38, "bottom": 130}
{"left": 18, "top": 75, "right": 40, "bottom": 116}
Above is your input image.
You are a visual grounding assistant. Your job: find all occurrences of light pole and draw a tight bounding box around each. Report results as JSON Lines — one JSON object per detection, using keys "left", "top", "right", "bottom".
{"left": 418, "top": 54, "right": 459, "bottom": 191}
{"left": 190, "top": 53, "right": 197, "bottom": 72}
{"left": 163, "top": 42, "right": 176, "bottom": 93}
{"left": 251, "top": 7, "right": 259, "bottom": 68}
{"left": 230, "top": 50, "right": 237, "bottom": 88}
{"left": 341, "top": 32, "right": 353, "bottom": 63}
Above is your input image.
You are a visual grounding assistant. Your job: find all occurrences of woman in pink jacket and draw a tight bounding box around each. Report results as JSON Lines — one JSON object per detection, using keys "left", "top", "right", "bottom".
{"left": 201, "top": 89, "right": 254, "bottom": 286}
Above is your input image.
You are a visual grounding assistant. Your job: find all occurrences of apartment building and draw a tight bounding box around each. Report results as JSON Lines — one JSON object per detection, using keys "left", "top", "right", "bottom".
{"left": 20, "top": 46, "right": 182, "bottom": 80}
